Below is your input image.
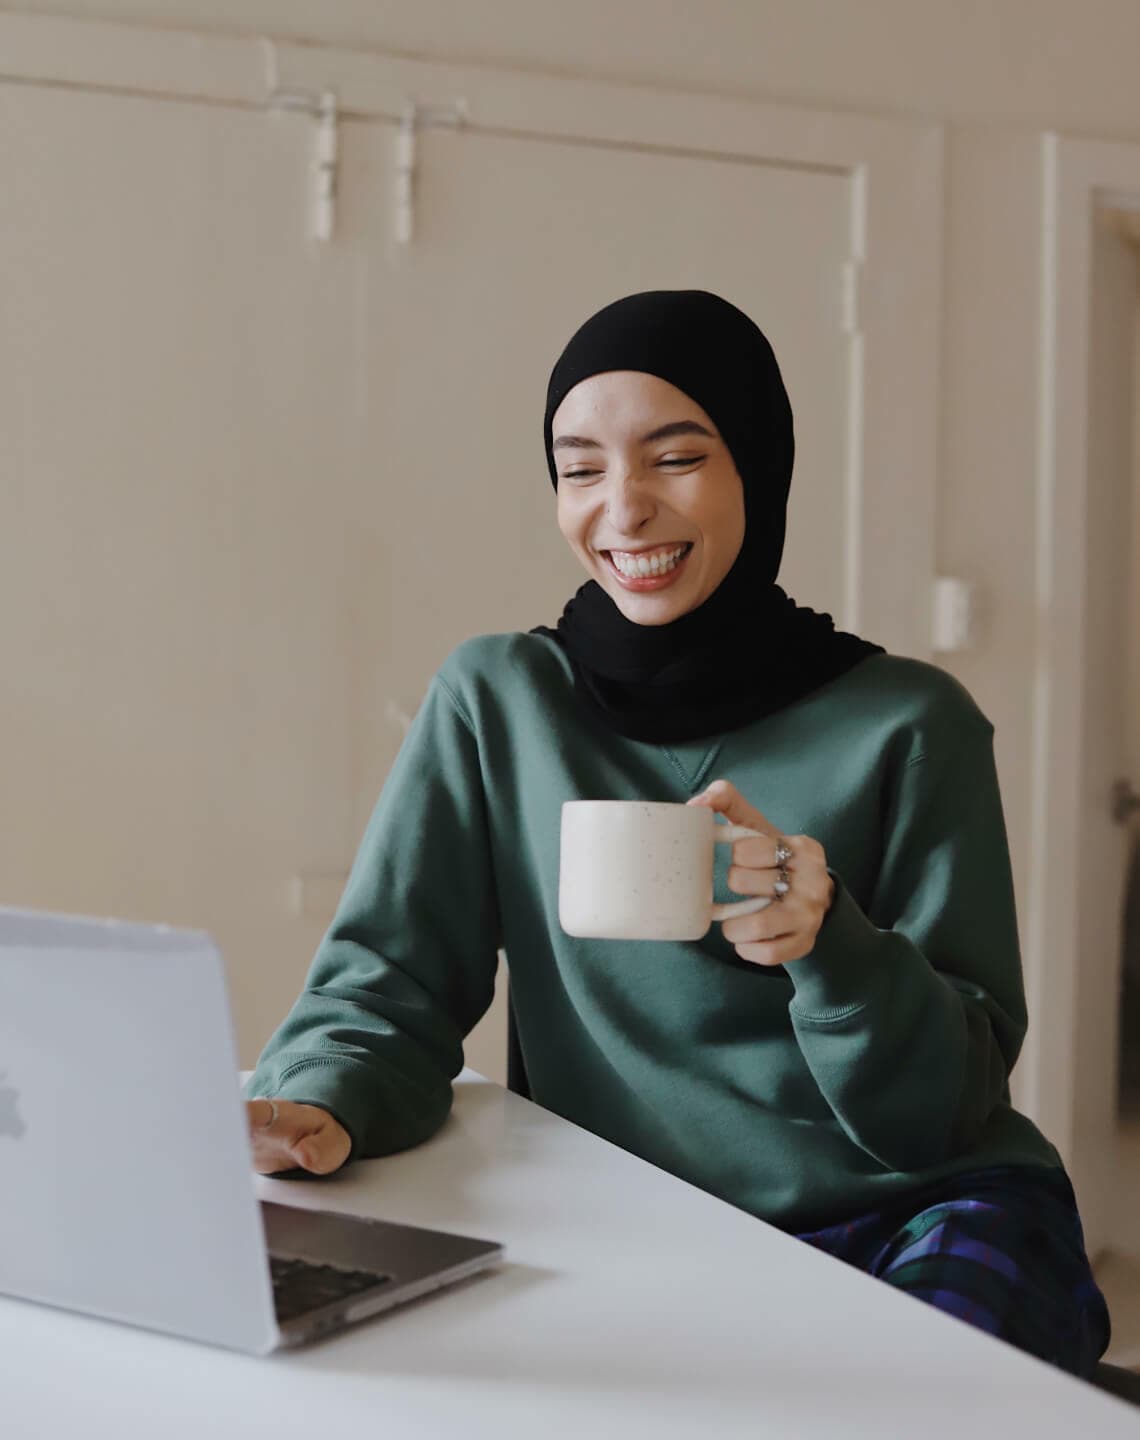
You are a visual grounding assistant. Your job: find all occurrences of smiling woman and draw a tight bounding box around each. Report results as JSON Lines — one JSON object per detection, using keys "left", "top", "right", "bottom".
{"left": 247, "top": 288, "right": 1111, "bottom": 1384}
{"left": 552, "top": 377, "right": 743, "bottom": 622}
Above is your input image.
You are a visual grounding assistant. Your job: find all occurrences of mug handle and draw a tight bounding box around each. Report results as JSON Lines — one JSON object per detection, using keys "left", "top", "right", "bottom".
{"left": 710, "top": 824, "right": 773, "bottom": 922}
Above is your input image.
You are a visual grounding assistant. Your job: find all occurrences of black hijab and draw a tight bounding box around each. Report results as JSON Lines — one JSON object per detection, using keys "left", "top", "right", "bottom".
{"left": 533, "top": 290, "right": 884, "bottom": 743}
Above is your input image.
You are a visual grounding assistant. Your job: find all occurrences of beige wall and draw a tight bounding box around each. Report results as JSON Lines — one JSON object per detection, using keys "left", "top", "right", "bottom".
{"left": 937, "top": 131, "right": 1042, "bottom": 924}
{"left": 6, "top": 0, "right": 1140, "bottom": 1073}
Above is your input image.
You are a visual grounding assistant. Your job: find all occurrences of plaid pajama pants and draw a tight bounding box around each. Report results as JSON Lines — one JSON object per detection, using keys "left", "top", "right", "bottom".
{"left": 795, "top": 1165, "right": 1111, "bottom": 1378}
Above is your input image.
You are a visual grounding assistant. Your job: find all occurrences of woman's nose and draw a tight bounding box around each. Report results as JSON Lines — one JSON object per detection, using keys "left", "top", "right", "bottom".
{"left": 606, "top": 472, "right": 655, "bottom": 534}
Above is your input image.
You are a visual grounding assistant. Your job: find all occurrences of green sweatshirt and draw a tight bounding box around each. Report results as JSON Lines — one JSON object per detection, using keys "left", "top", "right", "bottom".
{"left": 247, "top": 633, "right": 1061, "bottom": 1231}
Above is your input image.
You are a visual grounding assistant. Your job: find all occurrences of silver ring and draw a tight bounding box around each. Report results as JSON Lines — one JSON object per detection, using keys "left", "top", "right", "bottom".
{"left": 773, "top": 864, "right": 791, "bottom": 900}
{"left": 774, "top": 840, "right": 793, "bottom": 865}
{"left": 265, "top": 1099, "right": 279, "bottom": 1129}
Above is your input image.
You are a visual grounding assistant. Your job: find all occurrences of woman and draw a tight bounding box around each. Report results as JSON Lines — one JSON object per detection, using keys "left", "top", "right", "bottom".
{"left": 246, "top": 290, "right": 1110, "bottom": 1377}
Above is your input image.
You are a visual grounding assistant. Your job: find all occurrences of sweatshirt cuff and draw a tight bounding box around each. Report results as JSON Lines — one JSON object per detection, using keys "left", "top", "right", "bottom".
{"left": 786, "top": 874, "right": 891, "bottom": 1019}
{"left": 244, "top": 1054, "right": 378, "bottom": 1162}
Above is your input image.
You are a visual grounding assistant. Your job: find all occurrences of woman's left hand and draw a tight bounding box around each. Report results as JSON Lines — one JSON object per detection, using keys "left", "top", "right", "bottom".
{"left": 688, "top": 779, "right": 836, "bottom": 967}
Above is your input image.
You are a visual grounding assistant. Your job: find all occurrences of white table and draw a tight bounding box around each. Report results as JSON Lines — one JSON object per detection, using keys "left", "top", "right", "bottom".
{"left": 3, "top": 1072, "right": 1135, "bottom": 1438}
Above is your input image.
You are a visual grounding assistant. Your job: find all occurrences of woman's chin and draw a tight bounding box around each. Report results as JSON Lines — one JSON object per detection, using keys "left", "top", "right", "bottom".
{"left": 604, "top": 579, "right": 694, "bottom": 626}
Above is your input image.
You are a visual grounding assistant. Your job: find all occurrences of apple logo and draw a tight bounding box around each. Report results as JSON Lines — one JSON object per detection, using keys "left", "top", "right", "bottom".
{"left": 0, "top": 1072, "right": 25, "bottom": 1139}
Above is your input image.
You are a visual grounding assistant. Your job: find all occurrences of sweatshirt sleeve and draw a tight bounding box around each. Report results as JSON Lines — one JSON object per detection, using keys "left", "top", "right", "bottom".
{"left": 244, "top": 671, "right": 500, "bottom": 1160}
{"left": 785, "top": 717, "right": 1028, "bottom": 1173}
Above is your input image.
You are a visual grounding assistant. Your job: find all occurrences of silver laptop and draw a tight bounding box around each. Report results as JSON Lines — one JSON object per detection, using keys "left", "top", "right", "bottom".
{"left": 0, "top": 907, "right": 503, "bottom": 1354}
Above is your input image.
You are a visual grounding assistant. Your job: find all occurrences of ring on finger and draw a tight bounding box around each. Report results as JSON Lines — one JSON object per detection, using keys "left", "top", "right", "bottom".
{"left": 773, "top": 864, "right": 791, "bottom": 900}
{"left": 264, "top": 1099, "right": 279, "bottom": 1129}
{"left": 774, "top": 839, "right": 793, "bottom": 865}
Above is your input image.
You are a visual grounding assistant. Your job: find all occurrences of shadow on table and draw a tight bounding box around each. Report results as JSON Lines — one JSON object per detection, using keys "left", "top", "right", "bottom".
{"left": 284, "top": 1269, "right": 1137, "bottom": 1422}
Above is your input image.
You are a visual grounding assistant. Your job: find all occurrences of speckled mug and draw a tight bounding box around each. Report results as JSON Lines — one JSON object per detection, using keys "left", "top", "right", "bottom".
{"left": 559, "top": 800, "right": 774, "bottom": 941}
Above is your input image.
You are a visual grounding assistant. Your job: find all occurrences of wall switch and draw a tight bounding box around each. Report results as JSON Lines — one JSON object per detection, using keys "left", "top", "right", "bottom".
{"left": 931, "top": 577, "right": 978, "bottom": 652}
{"left": 290, "top": 870, "right": 351, "bottom": 921}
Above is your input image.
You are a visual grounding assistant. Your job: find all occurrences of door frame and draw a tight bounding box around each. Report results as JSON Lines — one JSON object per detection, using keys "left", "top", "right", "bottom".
{"left": 1025, "top": 135, "right": 1140, "bottom": 1230}
{"left": 0, "top": 9, "right": 944, "bottom": 660}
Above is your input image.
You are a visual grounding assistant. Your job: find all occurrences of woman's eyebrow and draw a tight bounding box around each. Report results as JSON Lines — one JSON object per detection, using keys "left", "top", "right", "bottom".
{"left": 552, "top": 420, "right": 715, "bottom": 452}
{"left": 641, "top": 420, "right": 715, "bottom": 443}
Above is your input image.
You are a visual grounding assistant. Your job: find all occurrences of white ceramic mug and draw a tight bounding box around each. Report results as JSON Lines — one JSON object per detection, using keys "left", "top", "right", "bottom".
{"left": 559, "top": 800, "right": 774, "bottom": 941}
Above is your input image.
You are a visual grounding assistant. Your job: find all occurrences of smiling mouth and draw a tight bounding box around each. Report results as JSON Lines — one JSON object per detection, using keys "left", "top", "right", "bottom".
{"left": 601, "top": 542, "right": 693, "bottom": 590}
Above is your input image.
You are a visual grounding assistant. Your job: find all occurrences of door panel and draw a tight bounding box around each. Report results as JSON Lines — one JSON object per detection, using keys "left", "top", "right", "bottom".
{"left": 346, "top": 125, "right": 855, "bottom": 1078}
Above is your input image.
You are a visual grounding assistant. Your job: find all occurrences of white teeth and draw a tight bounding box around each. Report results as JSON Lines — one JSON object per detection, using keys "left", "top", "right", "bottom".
{"left": 610, "top": 544, "right": 687, "bottom": 579}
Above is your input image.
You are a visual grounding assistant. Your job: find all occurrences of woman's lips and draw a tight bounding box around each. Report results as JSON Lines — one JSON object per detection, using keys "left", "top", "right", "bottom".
{"left": 601, "top": 544, "right": 693, "bottom": 592}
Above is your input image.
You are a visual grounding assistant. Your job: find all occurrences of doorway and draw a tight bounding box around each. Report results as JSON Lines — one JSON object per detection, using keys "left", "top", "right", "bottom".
{"left": 1081, "top": 200, "right": 1140, "bottom": 1369}
{"left": 1090, "top": 204, "right": 1140, "bottom": 1253}
{"left": 1028, "top": 137, "right": 1140, "bottom": 1275}
{"left": 1107, "top": 207, "right": 1140, "bottom": 1136}
{"left": 1103, "top": 208, "right": 1140, "bottom": 1302}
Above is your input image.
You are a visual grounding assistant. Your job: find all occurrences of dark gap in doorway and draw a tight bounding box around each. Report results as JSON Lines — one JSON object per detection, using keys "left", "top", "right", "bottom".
{"left": 1118, "top": 832, "right": 1140, "bottom": 1117}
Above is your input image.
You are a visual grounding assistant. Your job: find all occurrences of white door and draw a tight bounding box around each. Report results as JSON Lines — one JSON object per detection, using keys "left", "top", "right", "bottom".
{"left": 0, "top": 68, "right": 926, "bottom": 1079}
{"left": 340, "top": 124, "right": 863, "bottom": 1077}
{"left": 0, "top": 83, "right": 364, "bottom": 1058}
{"left": 1069, "top": 215, "right": 1140, "bottom": 1251}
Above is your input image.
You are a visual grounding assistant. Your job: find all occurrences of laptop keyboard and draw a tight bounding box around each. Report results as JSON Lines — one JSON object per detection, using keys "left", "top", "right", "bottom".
{"left": 269, "top": 1254, "right": 392, "bottom": 1323}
